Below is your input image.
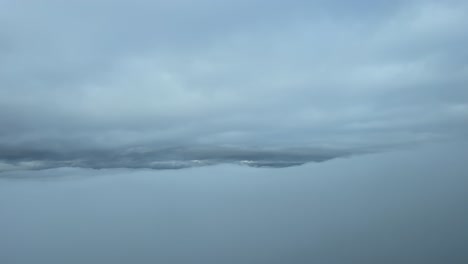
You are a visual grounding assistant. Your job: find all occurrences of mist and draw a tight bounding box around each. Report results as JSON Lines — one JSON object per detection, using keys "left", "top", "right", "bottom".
{"left": 2, "top": 141, "right": 467, "bottom": 264}
{"left": 2, "top": 0, "right": 468, "bottom": 263}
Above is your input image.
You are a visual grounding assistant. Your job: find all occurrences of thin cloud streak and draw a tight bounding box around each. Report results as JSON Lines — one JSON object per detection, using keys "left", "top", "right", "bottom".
{"left": 0, "top": 145, "right": 355, "bottom": 172}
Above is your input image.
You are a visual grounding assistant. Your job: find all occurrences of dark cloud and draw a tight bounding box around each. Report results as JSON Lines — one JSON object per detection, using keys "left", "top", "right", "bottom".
{"left": 0, "top": 145, "right": 354, "bottom": 172}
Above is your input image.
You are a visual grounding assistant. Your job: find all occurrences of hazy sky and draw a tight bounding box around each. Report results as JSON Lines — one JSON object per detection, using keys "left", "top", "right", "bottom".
{"left": 1, "top": 1, "right": 468, "bottom": 263}
{"left": 1, "top": 0, "right": 467, "bottom": 171}
{"left": 1, "top": 142, "right": 468, "bottom": 263}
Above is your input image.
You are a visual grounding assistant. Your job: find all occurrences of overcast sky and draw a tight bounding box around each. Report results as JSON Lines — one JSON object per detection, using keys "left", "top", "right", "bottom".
{"left": 1, "top": 1, "right": 468, "bottom": 263}
{"left": 1, "top": 0, "right": 467, "bottom": 171}
{"left": 2, "top": 141, "right": 468, "bottom": 263}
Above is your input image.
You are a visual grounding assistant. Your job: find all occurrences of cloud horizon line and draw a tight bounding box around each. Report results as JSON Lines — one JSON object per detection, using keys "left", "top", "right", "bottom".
{"left": 0, "top": 144, "right": 362, "bottom": 172}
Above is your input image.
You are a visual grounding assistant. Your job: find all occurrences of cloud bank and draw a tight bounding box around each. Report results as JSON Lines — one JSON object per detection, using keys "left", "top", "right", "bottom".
{"left": 0, "top": 145, "right": 354, "bottom": 172}
{"left": 1, "top": 0, "right": 467, "bottom": 171}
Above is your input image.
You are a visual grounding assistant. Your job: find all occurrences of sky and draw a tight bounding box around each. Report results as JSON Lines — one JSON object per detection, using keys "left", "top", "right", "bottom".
{"left": 0, "top": 0, "right": 467, "bottom": 170}
{"left": 1, "top": 142, "right": 468, "bottom": 263}
{"left": 1, "top": 0, "right": 468, "bottom": 263}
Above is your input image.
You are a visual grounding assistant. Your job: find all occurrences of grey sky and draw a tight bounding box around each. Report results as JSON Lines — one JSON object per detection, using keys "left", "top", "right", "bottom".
{"left": 1, "top": 141, "right": 468, "bottom": 263}
{"left": 1, "top": 0, "right": 468, "bottom": 170}
{"left": 1, "top": 2, "right": 468, "bottom": 263}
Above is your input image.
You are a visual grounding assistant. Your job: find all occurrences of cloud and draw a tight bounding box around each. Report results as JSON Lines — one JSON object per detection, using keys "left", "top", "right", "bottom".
{"left": 0, "top": 145, "right": 355, "bottom": 172}
{"left": 0, "top": 0, "right": 467, "bottom": 172}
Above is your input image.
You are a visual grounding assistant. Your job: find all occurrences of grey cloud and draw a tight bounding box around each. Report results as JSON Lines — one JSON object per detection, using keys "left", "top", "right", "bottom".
{"left": 0, "top": 145, "right": 354, "bottom": 172}
{"left": 1, "top": 0, "right": 467, "bottom": 172}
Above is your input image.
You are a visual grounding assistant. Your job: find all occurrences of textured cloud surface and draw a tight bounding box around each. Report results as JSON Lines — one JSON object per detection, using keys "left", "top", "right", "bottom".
{"left": 0, "top": 145, "right": 354, "bottom": 172}
{"left": 1, "top": 0, "right": 467, "bottom": 171}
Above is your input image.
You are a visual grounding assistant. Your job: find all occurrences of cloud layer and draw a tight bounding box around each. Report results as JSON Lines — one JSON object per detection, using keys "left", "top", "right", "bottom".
{"left": 0, "top": 145, "right": 355, "bottom": 172}
{"left": 1, "top": 0, "right": 467, "bottom": 171}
